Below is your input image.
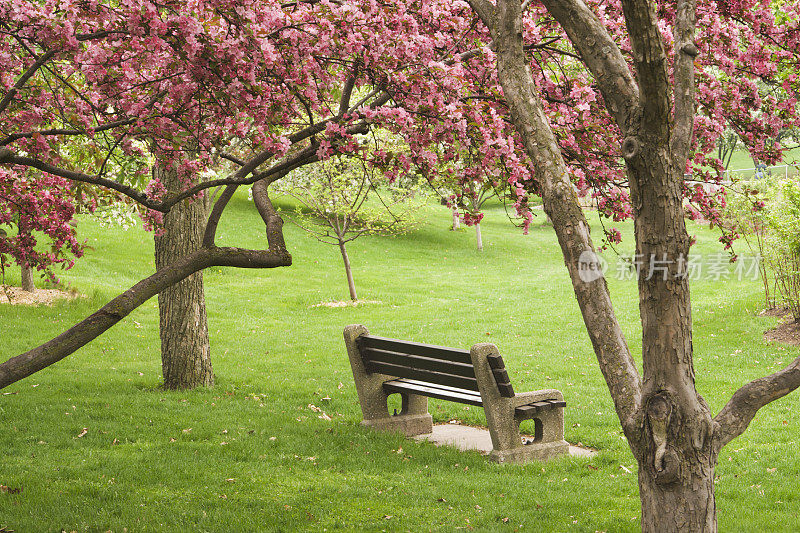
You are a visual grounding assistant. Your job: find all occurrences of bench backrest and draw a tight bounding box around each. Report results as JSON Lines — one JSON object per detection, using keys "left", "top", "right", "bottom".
{"left": 356, "top": 335, "right": 515, "bottom": 397}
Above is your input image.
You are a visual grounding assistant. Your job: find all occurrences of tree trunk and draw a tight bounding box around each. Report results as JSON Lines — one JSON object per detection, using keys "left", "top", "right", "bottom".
{"left": 452, "top": 209, "right": 460, "bottom": 230}
{"left": 638, "top": 462, "right": 716, "bottom": 532}
{"left": 338, "top": 239, "right": 358, "bottom": 301}
{"left": 475, "top": 222, "right": 483, "bottom": 251}
{"left": 479, "top": 0, "right": 723, "bottom": 529}
{"left": 20, "top": 262, "right": 34, "bottom": 292}
{"left": 153, "top": 163, "right": 214, "bottom": 390}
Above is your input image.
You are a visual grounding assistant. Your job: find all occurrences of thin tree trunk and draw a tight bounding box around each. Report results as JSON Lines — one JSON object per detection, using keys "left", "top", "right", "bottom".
{"left": 338, "top": 239, "right": 358, "bottom": 301}
{"left": 475, "top": 222, "right": 483, "bottom": 251}
{"left": 20, "top": 262, "right": 33, "bottom": 292}
{"left": 18, "top": 220, "right": 34, "bottom": 292}
{"left": 153, "top": 163, "right": 214, "bottom": 390}
{"left": 452, "top": 209, "right": 460, "bottom": 230}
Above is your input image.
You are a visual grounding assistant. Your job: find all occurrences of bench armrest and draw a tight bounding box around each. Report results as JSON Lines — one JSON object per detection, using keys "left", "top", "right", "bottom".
{"left": 509, "top": 389, "right": 564, "bottom": 409}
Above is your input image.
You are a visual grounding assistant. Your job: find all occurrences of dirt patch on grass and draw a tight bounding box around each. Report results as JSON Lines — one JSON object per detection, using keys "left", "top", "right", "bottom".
{"left": 759, "top": 307, "right": 791, "bottom": 318}
{"left": 311, "top": 300, "right": 382, "bottom": 308}
{"left": 764, "top": 317, "right": 800, "bottom": 346}
{"left": 762, "top": 307, "right": 800, "bottom": 346}
{"left": 0, "top": 286, "right": 80, "bottom": 306}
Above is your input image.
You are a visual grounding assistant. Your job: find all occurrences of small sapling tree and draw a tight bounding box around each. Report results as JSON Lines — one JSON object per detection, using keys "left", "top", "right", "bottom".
{"left": 275, "top": 155, "right": 424, "bottom": 301}
{"left": 766, "top": 179, "right": 800, "bottom": 321}
{"left": 724, "top": 179, "right": 775, "bottom": 309}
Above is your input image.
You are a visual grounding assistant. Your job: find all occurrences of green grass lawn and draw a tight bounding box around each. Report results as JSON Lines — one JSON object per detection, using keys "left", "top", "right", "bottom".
{"left": 1, "top": 192, "right": 799, "bottom": 532}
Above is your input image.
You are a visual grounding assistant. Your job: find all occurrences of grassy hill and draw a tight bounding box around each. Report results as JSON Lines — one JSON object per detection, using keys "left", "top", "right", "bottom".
{"left": 1, "top": 192, "right": 797, "bottom": 531}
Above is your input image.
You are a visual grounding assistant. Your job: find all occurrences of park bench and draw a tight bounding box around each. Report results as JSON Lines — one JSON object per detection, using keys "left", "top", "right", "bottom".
{"left": 344, "top": 324, "right": 569, "bottom": 463}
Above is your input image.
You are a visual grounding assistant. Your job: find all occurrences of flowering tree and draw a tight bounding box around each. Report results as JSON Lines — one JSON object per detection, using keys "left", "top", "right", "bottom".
{"left": 467, "top": 0, "right": 800, "bottom": 529}
{"left": 0, "top": 0, "right": 534, "bottom": 387}
{"left": 0, "top": 170, "right": 82, "bottom": 292}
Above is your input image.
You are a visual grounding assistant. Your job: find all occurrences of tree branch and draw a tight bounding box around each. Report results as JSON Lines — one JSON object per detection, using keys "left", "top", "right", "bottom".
{"left": 670, "top": 0, "right": 698, "bottom": 169}
{"left": 620, "top": 0, "right": 670, "bottom": 137}
{"left": 489, "top": 0, "right": 644, "bottom": 440}
{"left": 466, "top": 0, "right": 495, "bottom": 27}
{"left": 0, "top": 151, "right": 162, "bottom": 209}
{"left": 713, "top": 356, "right": 800, "bottom": 451}
{"left": 0, "top": 245, "right": 291, "bottom": 389}
{"left": 202, "top": 185, "right": 238, "bottom": 247}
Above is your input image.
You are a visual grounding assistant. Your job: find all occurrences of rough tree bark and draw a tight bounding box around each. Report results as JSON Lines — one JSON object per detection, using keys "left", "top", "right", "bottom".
{"left": 153, "top": 162, "right": 214, "bottom": 389}
{"left": 469, "top": 0, "right": 800, "bottom": 530}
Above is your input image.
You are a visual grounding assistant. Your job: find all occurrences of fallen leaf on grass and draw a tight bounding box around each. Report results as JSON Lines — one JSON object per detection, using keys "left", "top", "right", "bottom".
{"left": 75, "top": 428, "right": 88, "bottom": 439}
{"left": 225, "top": 478, "right": 236, "bottom": 483}
{"left": 0, "top": 485, "right": 22, "bottom": 495}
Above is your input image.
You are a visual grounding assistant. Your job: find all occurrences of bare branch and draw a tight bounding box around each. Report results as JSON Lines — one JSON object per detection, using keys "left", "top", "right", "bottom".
{"left": 338, "top": 68, "right": 358, "bottom": 117}
{"left": 0, "top": 115, "right": 139, "bottom": 146}
{"left": 488, "top": 0, "right": 644, "bottom": 439}
{"left": 1, "top": 151, "right": 161, "bottom": 209}
{"left": 202, "top": 185, "right": 238, "bottom": 247}
{"left": 466, "top": 0, "right": 495, "bottom": 27}
{"left": 713, "top": 356, "right": 800, "bottom": 451}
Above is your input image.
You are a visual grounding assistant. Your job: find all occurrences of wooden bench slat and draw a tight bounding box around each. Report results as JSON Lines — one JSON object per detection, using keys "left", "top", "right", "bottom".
{"left": 515, "top": 399, "right": 567, "bottom": 419}
{"left": 359, "top": 335, "right": 472, "bottom": 364}
{"left": 487, "top": 353, "right": 506, "bottom": 370}
{"left": 383, "top": 379, "right": 484, "bottom": 407}
{"left": 361, "top": 347, "right": 477, "bottom": 378}
{"left": 365, "top": 360, "right": 480, "bottom": 391}
{"left": 496, "top": 382, "right": 515, "bottom": 397}
{"left": 491, "top": 368, "right": 515, "bottom": 398}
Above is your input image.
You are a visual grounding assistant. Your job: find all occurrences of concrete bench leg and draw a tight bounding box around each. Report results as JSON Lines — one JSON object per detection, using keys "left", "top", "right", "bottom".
{"left": 344, "top": 324, "right": 432, "bottom": 437}
{"left": 471, "top": 343, "right": 569, "bottom": 464}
